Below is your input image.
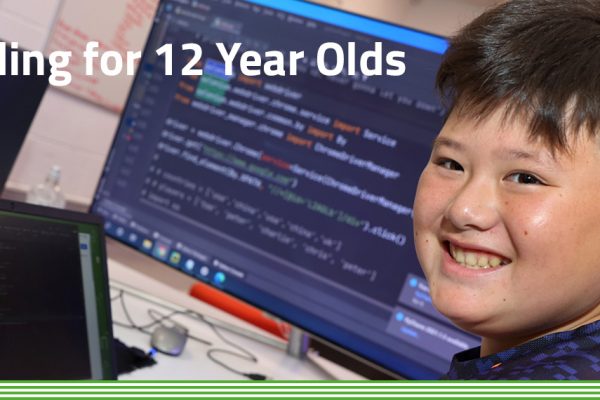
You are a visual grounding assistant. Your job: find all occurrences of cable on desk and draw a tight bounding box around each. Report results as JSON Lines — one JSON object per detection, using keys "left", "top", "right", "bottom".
{"left": 190, "top": 311, "right": 267, "bottom": 380}
{"left": 147, "top": 308, "right": 211, "bottom": 346}
{"left": 111, "top": 292, "right": 122, "bottom": 302}
{"left": 110, "top": 285, "right": 267, "bottom": 379}
{"left": 112, "top": 289, "right": 212, "bottom": 346}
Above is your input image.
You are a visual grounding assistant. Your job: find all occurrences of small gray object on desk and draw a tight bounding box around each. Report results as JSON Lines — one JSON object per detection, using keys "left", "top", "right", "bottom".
{"left": 151, "top": 324, "right": 189, "bottom": 356}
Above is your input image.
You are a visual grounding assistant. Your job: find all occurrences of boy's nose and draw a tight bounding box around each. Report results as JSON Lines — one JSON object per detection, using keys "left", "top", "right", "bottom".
{"left": 444, "top": 178, "right": 500, "bottom": 232}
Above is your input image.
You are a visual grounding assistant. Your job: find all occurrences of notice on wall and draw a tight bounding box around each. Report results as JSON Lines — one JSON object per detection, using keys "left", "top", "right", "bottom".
{"left": 46, "top": 0, "right": 159, "bottom": 113}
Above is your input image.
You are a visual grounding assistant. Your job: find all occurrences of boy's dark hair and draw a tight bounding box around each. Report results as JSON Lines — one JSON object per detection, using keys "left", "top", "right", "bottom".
{"left": 436, "top": 0, "right": 600, "bottom": 152}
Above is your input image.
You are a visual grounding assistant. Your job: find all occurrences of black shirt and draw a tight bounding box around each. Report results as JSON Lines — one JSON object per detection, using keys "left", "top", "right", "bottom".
{"left": 444, "top": 319, "right": 600, "bottom": 379}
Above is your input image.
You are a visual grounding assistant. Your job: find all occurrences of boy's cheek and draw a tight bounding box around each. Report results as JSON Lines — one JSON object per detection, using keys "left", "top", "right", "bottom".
{"left": 412, "top": 225, "right": 438, "bottom": 283}
{"left": 414, "top": 171, "right": 447, "bottom": 226}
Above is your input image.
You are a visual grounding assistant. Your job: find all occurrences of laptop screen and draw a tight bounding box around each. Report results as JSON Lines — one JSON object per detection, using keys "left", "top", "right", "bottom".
{"left": 0, "top": 201, "right": 115, "bottom": 379}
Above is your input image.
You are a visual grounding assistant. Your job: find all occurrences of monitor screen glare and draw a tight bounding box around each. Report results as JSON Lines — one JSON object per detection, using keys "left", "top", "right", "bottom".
{"left": 92, "top": 0, "right": 479, "bottom": 378}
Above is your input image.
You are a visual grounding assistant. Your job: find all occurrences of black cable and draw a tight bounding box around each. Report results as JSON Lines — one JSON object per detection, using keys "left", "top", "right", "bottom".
{"left": 193, "top": 311, "right": 267, "bottom": 380}
{"left": 112, "top": 288, "right": 213, "bottom": 346}
{"left": 119, "top": 290, "right": 152, "bottom": 334}
{"left": 110, "top": 285, "right": 267, "bottom": 378}
{"left": 110, "top": 291, "right": 122, "bottom": 302}
{"left": 112, "top": 289, "right": 180, "bottom": 335}
{"left": 113, "top": 320, "right": 146, "bottom": 331}
{"left": 146, "top": 308, "right": 211, "bottom": 346}
{"left": 113, "top": 289, "right": 180, "bottom": 330}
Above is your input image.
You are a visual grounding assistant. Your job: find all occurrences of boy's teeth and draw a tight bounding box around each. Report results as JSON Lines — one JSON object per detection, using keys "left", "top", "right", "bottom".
{"left": 449, "top": 244, "right": 506, "bottom": 269}
{"left": 455, "top": 249, "right": 465, "bottom": 263}
{"left": 465, "top": 253, "right": 477, "bottom": 266}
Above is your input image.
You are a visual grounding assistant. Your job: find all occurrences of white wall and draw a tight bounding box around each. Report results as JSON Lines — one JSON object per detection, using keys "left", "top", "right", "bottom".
{"left": 0, "top": 0, "right": 60, "bottom": 49}
{"left": 1, "top": 0, "right": 121, "bottom": 204}
{"left": 2, "top": 0, "right": 494, "bottom": 206}
{"left": 312, "top": 0, "right": 494, "bottom": 37}
{"left": 10, "top": 89, "right": 121, "bottom": 204}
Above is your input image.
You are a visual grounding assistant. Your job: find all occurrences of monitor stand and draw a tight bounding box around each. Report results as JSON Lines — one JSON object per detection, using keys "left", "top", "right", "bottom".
{"left": 286, "top": 326, "right": 310, "bottom": 359}
{"left": 203, "top": 314, "right": 309, "bottom": 359}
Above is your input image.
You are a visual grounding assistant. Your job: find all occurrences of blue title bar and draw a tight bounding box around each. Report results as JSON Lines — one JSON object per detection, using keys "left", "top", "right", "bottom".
{"left": 246, "top": 0, "right": 448, "bottom": 54}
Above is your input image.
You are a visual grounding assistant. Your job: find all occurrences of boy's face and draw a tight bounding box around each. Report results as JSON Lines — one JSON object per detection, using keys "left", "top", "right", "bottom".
{"left": 413, "top": 108, "right": 600, "bottom": 340}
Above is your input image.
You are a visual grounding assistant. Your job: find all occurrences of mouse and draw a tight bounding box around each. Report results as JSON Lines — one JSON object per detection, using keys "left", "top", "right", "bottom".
{"left": 150, "top": 324, "right": 188, "bottom": 356}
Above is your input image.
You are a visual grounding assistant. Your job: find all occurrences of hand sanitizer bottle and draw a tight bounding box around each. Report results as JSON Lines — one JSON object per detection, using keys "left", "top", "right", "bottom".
{"left": 26, "top": 165, "right": 66, "bottom": 209}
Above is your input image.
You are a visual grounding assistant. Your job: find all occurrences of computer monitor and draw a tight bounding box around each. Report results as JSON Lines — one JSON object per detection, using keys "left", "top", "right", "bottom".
{"left": 0, "top": 200, "right": 115, "bottom": 379}
{"left": 0, "top": 44, "right": 49, "bottom": 192}
{"left": 92, "top": 0, "right": 480, "bottom": 378}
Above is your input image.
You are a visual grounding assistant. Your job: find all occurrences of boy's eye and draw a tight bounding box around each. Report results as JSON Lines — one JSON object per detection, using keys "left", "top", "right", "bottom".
{"left": 435, "top": 158, "right": 463, "bottom": 171}
{"left": 506, "top": 172, "right": 543, "bottom": 185}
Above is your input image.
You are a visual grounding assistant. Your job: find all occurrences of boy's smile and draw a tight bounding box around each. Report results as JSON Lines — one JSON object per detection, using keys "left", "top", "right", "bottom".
{"left": 413, "top": 107, "right": 600, "bottom": 355}
{"left": 446, "top": 241, "right": 511, "bottom": 269}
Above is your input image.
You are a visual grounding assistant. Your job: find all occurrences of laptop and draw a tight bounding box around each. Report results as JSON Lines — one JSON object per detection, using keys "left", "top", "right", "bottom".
{"left": 0, "top": 44, "right": 50, "bottom": 192}
{"left": 0, "top": 200, "right": 116, "bottom": 379}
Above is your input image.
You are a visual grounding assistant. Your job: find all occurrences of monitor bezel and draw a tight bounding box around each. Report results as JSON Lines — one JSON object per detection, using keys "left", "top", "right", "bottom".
{"left": 91, "top": 0, "right": 449, "bottom": 379}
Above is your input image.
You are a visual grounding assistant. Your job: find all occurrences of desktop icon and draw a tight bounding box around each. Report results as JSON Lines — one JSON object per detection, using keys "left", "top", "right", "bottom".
{"left": 153, "top": 243, "right": 169, "bottom": 260}
{"left": 184, "top": 259, "right": 195, "bottom": 272}
{"left": 169, "top": 251, "right": 182, "bottom": 265}
{"left": 128, "top": 233, "right": 138, "bottom": 243}
{"left": 142, "top": 239, "right": 153, "bottom": 251}
{"left": 213, "top": 272, "right": 226, "bottom": 286}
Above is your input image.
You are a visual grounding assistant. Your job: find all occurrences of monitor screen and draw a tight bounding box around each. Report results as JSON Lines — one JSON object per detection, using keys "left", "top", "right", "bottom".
{"left": 0, "top": 44, "right": 49, "bottom": 192}
{"left": 0, "top": 200, "right": 115, "bottom": 379}
{"left": 92, "top": 0, "right": 480, "bottom": 378}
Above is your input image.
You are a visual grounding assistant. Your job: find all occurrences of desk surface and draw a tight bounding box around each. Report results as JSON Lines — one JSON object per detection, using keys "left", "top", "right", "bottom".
{"left": 108, "top": 257, "right": 364, "bottom": 380}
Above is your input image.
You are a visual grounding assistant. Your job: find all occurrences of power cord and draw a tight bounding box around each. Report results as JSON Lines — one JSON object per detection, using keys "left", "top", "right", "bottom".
{"left": 111, "top": 286, "right": 269, "bottom": 379}
{"left": 112, "top": 289, "right": 212, "bottom": 346}
{"left": 192, "top": 311, "right": 268, "bottom": 380}
{"left": 147, "top": 308, "right": 211, "bottom": 346}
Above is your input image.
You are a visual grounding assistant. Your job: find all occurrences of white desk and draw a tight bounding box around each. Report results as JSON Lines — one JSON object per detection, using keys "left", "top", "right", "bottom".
{"left": 107, "top": 252, "right": 364, "bottom": 380}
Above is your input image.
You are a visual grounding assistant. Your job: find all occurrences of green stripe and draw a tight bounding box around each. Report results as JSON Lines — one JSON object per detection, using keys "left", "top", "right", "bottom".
{"left": 7, "top": 380, "right": 600, "bottom": 388}
{"left": 0, "top": 382, "right": 600, "bottom": 390}
{"left": 0, "top": 396, "right": 596, "bottom": 400}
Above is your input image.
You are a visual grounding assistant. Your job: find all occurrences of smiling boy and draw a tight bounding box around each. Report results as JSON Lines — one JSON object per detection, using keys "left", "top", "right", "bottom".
{"left": 413, "top": 0, "right": 600, "bottom": 379}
